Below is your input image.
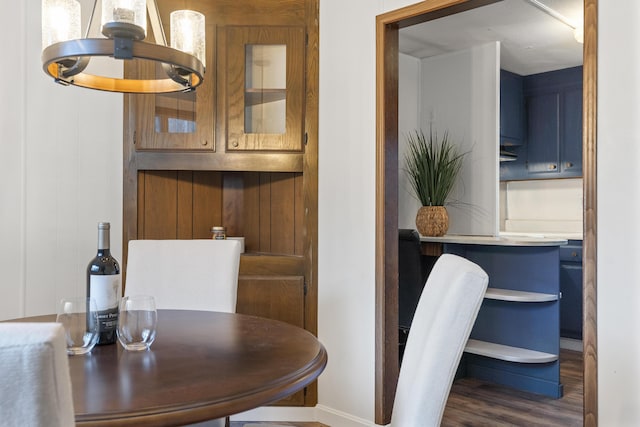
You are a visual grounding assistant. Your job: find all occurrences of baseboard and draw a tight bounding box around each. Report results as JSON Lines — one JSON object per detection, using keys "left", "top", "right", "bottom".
{"left": 316, "top": 405, "right": 378, "bottom": 427}
{"left": 230, "top": 405, "right": 379, "bottom": 427}
{"left": 560, "top": 337, "right": 583, "bottom": 352}
{"left": 230, "top": 407, "right": 316, "bottom": 423}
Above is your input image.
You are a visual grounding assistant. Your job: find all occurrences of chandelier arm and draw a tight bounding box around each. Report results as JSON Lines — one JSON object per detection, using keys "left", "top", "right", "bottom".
{"left": 60, "top": 56, "right": 90, "bottom": 78}
{"left": 85, "top": 0, "right": 101, "bottom": 39}
{"left": 147, "top": 0, "right": 168, "bottom": 47}
{"left": 162, "top": 63, "right": 191, "bottom": 86}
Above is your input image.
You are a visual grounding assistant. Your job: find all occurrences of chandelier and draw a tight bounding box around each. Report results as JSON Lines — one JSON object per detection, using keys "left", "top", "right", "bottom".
{"left": 41, "top": 0, "right": 206, "bottom": 93}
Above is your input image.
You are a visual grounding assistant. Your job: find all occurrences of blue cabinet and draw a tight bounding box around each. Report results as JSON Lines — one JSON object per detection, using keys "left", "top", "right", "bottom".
{"left": 561, "top": 87, "right": 583, "bottom": 176}
{"left": 560, "top": 240, "right": 583, "bottom": 339}
{"left": 500, "top": 66, "right": 582, "bottom": 181}
{"left": 524, "top": 66, "right": 583, "bottom": 179}
{"left": 443, "top": 242, "right": 563, "bottom": 398}
{"left": 499, "top": 70, "right": 528, "bottom": 181}
{"left": 500, "top": 70, "right": 524, "bottom": 146}
{"left": 526, "top": 92, "right": 560, "bottom": 174}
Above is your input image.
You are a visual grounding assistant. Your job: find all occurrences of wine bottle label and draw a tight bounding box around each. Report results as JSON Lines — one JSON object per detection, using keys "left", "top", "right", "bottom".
{"left": 90, "top": 274, "right": 121, "bottom": 333}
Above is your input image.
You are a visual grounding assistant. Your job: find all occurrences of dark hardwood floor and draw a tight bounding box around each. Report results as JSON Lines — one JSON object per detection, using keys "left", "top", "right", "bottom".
{"left": 442, "top": 349, "right": 583, "bottom": 426}
{"left": 232, "top": 350, "right": 583, "bottom": 427}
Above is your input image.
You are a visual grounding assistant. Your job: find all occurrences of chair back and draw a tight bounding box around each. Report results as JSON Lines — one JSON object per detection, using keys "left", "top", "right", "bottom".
{"left": 391, "top": 254, "right": 488, "bottom": 427}
{"left": 0, "top": 323, "right": 75, "bottom": 427}
{"left": 125, "top": 239, "right": 242, "bottom": 313}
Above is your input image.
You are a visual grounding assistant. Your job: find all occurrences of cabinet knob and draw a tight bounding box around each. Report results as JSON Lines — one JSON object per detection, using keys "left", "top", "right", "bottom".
{"left": 566, "top": 162, "right": 574, "bottom": 168}
{"left": 202, "top": 140, "right": 208, "bottom": 146}
{"left": 232, "top": 141, "right": 239, "bottom": 148}
{"left": 571, "top": 251, "right": 577, "bottom": 257}
{"left": 548, "top": 164, "right": 557, "bottom": 170}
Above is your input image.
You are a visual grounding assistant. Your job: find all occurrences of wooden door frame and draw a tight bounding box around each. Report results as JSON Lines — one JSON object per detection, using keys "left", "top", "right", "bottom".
{"left": 374, "top": 0, "right": 598, "bottom": 425}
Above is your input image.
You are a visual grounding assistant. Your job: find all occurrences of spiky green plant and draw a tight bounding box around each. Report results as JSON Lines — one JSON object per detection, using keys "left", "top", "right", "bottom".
{"left": 404, "top": 128, "right": 466, "bottom": 206}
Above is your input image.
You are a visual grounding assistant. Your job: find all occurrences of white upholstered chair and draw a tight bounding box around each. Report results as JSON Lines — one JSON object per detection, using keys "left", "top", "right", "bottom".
{"left": 391, "top": 253, "right": 489, "bottom": 427}
{"left": 0, "top": 323, "right": 75, "bottom": 427}
{"left": 125, "top": 239, "right": 242, "bottom": 427}
{"left": 125, "top": 239, "right": 242, "bottom": 312}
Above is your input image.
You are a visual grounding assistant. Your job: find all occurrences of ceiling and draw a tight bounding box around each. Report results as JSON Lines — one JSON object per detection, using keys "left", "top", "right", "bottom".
{"left": 399, "top": 0, "right": 583, "bottom": 76}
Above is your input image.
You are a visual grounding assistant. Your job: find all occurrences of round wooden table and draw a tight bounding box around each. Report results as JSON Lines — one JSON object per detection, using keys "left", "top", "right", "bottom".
{"left": 22, "top": 310, "right": 327, "bottom": 426}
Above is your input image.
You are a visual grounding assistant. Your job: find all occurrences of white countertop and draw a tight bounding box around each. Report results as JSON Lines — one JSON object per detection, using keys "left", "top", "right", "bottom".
{"left": 420, "top": 234, "right": 568, "bottom": 247}
{"left": 500, "top": 231, "right": 582, "bottom": 241}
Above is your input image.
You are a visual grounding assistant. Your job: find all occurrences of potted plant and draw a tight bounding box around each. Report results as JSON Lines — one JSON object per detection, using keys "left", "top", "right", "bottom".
{"left": 404, "top": 127, "right": 466, "bottom": 236}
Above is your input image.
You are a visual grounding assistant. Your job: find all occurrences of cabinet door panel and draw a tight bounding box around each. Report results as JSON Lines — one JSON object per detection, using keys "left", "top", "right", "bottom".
{"left": 221, "top": 26, "right": 305, "bottom": 152}
{"left": 561, "top": 87, "right": 583, "bottom": 176}
{"left": 500, "top": 70, "right": 524, "bottom": 145}
{"left": 132, "top": 24, "right": 215, "bottom": 151}
{"left": 560, "top": 263, "right": 583, "bottom": 339}
{"left": 526, "top": 92, "right": 560, "bottom": 174}
{"left": 237, "top": 274, "right": 306, "bottom": 407}
{"left": 237, "top": 275, "right": 305, "bottom": 327}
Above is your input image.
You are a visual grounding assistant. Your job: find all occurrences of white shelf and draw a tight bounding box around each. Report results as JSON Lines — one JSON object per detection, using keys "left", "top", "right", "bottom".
{"left": 485, "top": 287, "right": 558, "bottom": 302}
{"left": 465, "top": 339, "right": 558, "bottom": 364}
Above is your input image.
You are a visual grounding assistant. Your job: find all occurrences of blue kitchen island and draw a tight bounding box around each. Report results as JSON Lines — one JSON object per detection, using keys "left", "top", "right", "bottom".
{"left": 421, "top": 234, "right": 567, "bottom": 398}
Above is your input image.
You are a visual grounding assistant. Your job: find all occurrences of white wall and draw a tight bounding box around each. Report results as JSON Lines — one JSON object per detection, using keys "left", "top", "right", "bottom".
{"left": 398, "top": 53, "right": 421, "bottom": 230}
{"left": 503, "top": 178, "right": 583, "bottom": 236}
{"left": 598, "top": 1, "right": 640, "bottom": 425}
{"left": 402, "top": 43, "right": 500, "bottom": 236}
{"left": 0, "top": 0, "right": 122, "bottom": 321}
{"left": 317, "top": 0, "right": 379, "bottom": 422}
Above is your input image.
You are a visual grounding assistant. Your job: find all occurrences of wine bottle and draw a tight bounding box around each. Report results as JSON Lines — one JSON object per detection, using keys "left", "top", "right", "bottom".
{"left": 87, "top": 222, "right": 121, "bottom": 345}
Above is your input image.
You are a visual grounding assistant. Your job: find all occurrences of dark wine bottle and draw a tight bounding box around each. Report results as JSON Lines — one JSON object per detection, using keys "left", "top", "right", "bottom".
{"left": 87, "top": 222, "right": 121, "bottom": 345}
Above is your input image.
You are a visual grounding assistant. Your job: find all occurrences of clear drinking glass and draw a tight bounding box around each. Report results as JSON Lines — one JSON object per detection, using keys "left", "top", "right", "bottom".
{"left": 56, "top": 297, "right": 99, "bottom": 355}
{"left": 117, "top": 295, "right": 157, "bottom": 351}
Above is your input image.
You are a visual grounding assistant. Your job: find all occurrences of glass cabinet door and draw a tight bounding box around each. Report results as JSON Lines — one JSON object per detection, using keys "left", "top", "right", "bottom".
{"left": 132, "top": 26, "right": 214, "bottom": 151}
{"left": 221, "top": 26, "right": 305, "bottom": 152}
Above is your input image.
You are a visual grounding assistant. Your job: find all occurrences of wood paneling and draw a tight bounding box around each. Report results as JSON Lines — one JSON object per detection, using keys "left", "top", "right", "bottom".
{"left": 192, "top": 172, "right": 222, "bottom": 238}
{"left": 142, "top": 170, "right": 179, "bottom": 239}
{"left": 177, "top": 171, "right": 194, "bottom": 239}
{"left": 137, "top": 171, "right": 302, "bottom": 254}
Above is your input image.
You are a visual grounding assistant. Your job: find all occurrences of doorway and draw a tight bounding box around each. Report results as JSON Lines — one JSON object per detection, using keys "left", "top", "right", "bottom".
{"left": 374, "top": 0, "right": 597, "bottom": 425}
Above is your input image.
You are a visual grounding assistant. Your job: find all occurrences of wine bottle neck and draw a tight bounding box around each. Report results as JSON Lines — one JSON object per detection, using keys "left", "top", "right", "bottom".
{"left": 97, "top": 222, "right": 111, "bottom": 252}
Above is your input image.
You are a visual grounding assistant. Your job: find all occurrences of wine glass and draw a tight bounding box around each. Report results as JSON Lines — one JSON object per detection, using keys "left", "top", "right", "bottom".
{"left": 56, "top": 297, "right": 99, "bottom": 355}
{"left": 117, "top": 295, "right": 157, "bottom": 351}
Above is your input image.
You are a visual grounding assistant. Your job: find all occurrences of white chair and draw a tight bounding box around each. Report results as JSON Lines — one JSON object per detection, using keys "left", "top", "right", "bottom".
{"left": 391, "top": 253, "right": 489, "bottom": 427}
{"left": 125, "top": 239, "right": 242, "bottom": 312}
{"left": 0, "top": 323, "right": 75, "bottom": 427}
{"left": 125, "top": 239, "right": 242, "bottom": 427}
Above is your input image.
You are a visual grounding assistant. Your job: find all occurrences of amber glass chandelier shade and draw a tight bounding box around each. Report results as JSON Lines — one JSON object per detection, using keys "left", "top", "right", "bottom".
{"left": 41, "top": 0, "right": 81, "bottom": 50}
{"left": 171, "top": 10, "right": 206, "bottom": 68}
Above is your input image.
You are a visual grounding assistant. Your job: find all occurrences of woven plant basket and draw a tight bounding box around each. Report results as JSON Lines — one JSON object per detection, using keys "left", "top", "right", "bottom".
{"left": 416, "top": 206, "right": 449, "bottom": 237}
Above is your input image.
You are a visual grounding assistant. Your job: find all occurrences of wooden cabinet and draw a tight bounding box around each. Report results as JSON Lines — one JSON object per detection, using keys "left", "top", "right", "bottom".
{"left": 219, "top": 26, "right": 306, "bottom": 152}
{"left": 122, "top": 0, "right": 319, "bottom": 407}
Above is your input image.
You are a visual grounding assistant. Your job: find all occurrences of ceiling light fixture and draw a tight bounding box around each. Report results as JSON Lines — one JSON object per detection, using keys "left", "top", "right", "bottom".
{"left": 41, "top": 0, "right": 206, "bottom": 93}
{"left": 523, "top": 0, "right": 583, "bottom": 44}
